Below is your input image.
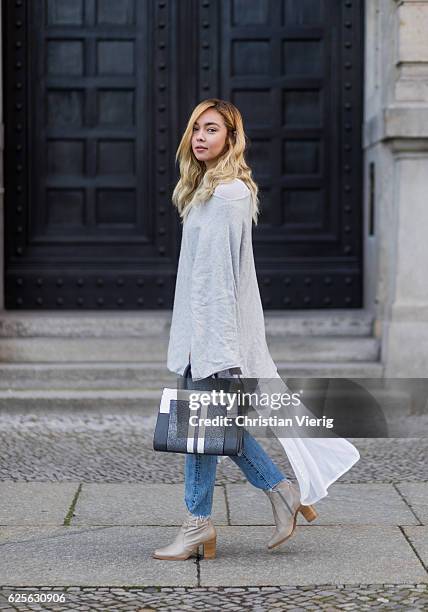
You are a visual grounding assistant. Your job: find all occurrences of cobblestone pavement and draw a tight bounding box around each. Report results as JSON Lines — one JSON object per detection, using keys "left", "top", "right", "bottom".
{"left": 0, "top": 584, "right": 427, "bottom": 611}
{"left": 0, "top": 411, "right": 427, "bottom": 611}
{"left": 0, "top": 411, "right": 427, "bottom": 484}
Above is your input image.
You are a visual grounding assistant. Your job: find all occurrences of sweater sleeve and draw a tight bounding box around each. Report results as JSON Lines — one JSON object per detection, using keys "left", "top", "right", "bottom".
{"left": 189, "top": 197, "right": 247, "bottom": 381}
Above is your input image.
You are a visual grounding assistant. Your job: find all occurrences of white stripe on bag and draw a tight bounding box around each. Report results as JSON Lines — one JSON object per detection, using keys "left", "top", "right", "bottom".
{"left": 197, "top": 402, "right": 209, "bottom": 453}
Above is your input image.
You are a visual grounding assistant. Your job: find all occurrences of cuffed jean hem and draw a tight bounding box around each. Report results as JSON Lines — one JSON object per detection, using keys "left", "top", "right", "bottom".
{"left": 266, "top": 477, "right": 290, "bottom": 492}
{"left": 184, "top": 509, "right": 212, "bottom": 520}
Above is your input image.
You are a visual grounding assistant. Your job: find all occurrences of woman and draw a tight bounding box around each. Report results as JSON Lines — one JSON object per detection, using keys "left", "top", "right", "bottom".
{"left": 153, "top": 99, "right": 360, "bottom": 561}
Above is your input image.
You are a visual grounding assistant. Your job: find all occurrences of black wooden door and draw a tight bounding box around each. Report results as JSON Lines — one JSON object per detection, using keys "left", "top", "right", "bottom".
{"left": 4, "top": 0, "right": 363, "bottom": 310}
{"left": 4, "top": 0, "right": 179, "bottom": 309}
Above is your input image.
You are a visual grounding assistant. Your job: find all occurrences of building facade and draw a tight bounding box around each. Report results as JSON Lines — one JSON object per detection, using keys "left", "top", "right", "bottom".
{"left": 0, "top": 0, "right": 427, "bottom": 377}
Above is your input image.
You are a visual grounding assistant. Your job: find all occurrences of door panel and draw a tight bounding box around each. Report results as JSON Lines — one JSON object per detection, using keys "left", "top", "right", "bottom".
{"left": 4, "top": 0, "right": 178, "bottom": 309}
{"left": 198, "top": 0, "right": 363, "bottom": 308}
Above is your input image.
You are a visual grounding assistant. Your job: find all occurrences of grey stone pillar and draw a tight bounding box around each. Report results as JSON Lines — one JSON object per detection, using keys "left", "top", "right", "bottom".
{"left": 0, "top": 4, "right": 4, "bottom": 312}
{"left": 364, "top": 0, "right": 428, "bottom": 376}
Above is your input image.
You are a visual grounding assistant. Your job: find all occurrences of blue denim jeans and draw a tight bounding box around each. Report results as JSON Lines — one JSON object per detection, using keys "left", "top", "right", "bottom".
{"left": 182, "top": 365, "right": 288, "bottom": 517}
{"left": 185, "top": 429, "right": 288, "bottom": 517}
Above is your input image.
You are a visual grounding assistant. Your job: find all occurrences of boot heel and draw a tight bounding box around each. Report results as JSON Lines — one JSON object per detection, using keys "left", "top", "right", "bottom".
{"left": 299, "top": 504, "right": 318, "bottom": 522}
{"left": 202, "top": 537, "right": 216, "bottom": 559}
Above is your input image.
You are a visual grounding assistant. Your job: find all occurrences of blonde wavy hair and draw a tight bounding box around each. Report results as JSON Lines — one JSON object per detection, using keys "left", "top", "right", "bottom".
{"left": 172, "top": 99, "right": 260, "bottom": 225}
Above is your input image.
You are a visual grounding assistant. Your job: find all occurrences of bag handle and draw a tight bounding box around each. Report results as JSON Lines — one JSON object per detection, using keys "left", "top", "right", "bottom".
{"left": 186, "top": 364, "right": 245, "bottom": 415}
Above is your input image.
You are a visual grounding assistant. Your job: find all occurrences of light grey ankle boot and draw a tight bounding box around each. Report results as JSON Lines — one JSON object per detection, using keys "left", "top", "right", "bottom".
{"left": 152, "top": 512, "right": 216, "bottom": 560}
{"left": 264, "top": 480, "right": 318, "bottom": 549}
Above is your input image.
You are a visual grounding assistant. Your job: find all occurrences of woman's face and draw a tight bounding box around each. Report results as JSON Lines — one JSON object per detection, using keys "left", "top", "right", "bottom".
{"left": 191, "top": 108, "right": 229, "bottom": 169}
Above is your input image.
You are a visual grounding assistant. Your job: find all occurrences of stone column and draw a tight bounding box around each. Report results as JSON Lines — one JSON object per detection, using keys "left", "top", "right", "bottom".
{"left": 364, "top": 0, "right": 428, "bottom": 376}
{"left": 0, "top": 4, "right": 4, "bottom": 311}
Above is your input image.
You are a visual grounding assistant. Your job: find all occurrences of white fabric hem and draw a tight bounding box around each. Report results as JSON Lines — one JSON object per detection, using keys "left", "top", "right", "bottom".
{"left": 298, "top": 450, "right": 361, "bottom": 506}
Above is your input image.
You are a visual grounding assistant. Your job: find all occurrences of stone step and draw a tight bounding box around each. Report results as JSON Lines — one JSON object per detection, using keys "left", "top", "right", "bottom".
{"left": 0, "top": 310, "right": 374, "bottom": 338}
{"left": 0, "top": 311, "right": 172, "bottom": 338}
{"left": 0, "top": 361, "right": 384, "bottom": 391}
{"left": 0, "top": 389, "right": 161, "bottom": 413}
{"left": 264, "top": 310, "right": 374, "bottom": 336}
{"left": 0, "top": 335, "right": 380, "bottom": 363}
{"left": 268, "top": 336, "right": 380, "bottom": 362}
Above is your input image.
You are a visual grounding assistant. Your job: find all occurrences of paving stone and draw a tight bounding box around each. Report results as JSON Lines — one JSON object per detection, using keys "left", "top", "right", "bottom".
{"left": 0, "top": 482, "right": 79, "bottom": 525}
{"left": 396, "top": 483, "right": 428, "bottom": 524}
{"left": 0, "top": 526, "right": 198, "bottom": 586}
{"left": 309, "top": 483, "right": 419, "bottom": 526}
{"left": 403, "top": 526, "right": 428, "bottom": 568}
{"left": 227, "top": 483, "right": 418, "bottom": 526}
{"left": 74, "top": 483, "right": 228, "bottom": 526}
{"left": 226, "top": 484, "right": 273, "bottom": 525}
{"left": 199, "top": 526, "right": 428, "bottom": 586}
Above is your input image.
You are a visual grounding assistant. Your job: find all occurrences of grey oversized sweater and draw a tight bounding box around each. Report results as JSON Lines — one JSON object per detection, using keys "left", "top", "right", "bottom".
{"left": 167, "top": 178, "right": 278, "bottom": 381}
{"left": 166, "top": 178, "right": 361, "bottom": 506}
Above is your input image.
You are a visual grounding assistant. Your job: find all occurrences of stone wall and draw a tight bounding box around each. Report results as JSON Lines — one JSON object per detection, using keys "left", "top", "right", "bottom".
{"left": 0, "top": 5, "right": 4, "bottom": 312}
